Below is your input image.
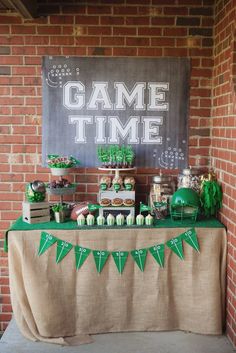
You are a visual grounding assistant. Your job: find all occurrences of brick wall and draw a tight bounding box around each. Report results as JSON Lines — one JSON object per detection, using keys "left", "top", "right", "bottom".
{"left": 0, "top": 0, "right": 215, "bottom": 332}
{"left": 212, "top": 0, "right": 236, "bottom": 347}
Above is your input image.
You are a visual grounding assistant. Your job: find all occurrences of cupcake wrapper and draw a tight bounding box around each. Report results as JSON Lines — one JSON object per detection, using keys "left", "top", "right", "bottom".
{"left": 107, "top": 220, "right": 115, "bottom": 226}
{"left": 145, "top": 219, "right": 153, "bottom": 226}
{"left": 97, "top": 219, "right": 105, "bottom": 226}
{"left": 116, "top": 219, "right": 124, "bottom": 226}
{"left": 87, "top": 219, "right": 94, "bottom": 226}
{"left": 77, "top": 220, "right": 85, "bottom": 226}
{"left": 136, "top": 219, "right": 144, "bottom": 226}
{"left": 126, "top": 219, "right": 134, "bottom": 226}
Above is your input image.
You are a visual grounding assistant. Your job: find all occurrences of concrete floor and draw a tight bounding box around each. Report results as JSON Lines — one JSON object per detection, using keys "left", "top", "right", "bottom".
{"left": 0, "top": 319, "right": 235, "bottom": 353}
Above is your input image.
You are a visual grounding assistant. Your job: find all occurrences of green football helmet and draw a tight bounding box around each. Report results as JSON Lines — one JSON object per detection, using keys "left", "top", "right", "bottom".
{"left": 170, "top": 188, "right": 200, "bottom": 221}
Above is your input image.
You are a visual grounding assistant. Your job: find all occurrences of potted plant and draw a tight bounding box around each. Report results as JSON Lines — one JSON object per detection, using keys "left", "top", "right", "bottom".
{"left": 47, "top": 155, "right": 80, "bottom": 176}
{"left": 52, "top": 203, "right": 66, "bottom": 223}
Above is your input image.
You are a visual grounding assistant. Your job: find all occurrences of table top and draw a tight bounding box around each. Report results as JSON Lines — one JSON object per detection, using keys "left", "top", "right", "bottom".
{"left": 8, "top": 216, "right": 225, "bottom": 233}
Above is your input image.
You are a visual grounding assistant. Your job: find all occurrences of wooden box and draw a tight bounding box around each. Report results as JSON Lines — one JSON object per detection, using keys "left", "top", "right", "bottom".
{"left": 22, "top": 202, "right": 50, "bottom": 224}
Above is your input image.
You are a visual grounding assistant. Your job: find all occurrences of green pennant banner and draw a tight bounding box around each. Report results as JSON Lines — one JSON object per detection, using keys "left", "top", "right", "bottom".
{"left": 166, "top": 236, "right": 184, "bottom": 260}
{"left": 88, "top": 204, "right": 101, "bottom": 212}
{"left": 112, "top": 251, "right": 129, "bottom": 274}
{"left": 93, "top": 250, "right": 110, "bottom": 273}
{"left": 56, "top": 240, "right": 73, "bottom": 263}
{"left": 140, "top": 203, "right": 151, "bottom": 213}
{"left": 131, "top": 248, "right": 147, "bottom": 272}
{"left": 38, "top": 231, "right": 57, "bottom": 256}
{"left": 149, "top": 244, "right": 165, "bottom": 268}
{"left": 182, "top": 228, "right": 200, "bottom": 252}
{"left": 74, "top": 246, "right": 91, "bottom": 270}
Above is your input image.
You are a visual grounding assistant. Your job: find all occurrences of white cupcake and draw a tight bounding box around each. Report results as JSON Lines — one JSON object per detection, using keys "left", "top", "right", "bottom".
{"left": 86, "top": 213, "right": 95, "bottom": 226}
{"left": 145, "top": 214, "right": 154, "bottom": 226}
{"left": 77, "top": 213, "right": 85, "bottom": 226}
{"left": 116, "top": 213, "right": 125, "bottom": 226}
{"left": 97, "top": 215, "right": 105, "bottom": 226}
{"left": 126, "top": 213, "right": 134, "bottom": 226}
{"left": 107, "top": 213, "right": 115, "bottom": 226}
{"left": 136, "top": 214, "right": 144, "bottom": 226}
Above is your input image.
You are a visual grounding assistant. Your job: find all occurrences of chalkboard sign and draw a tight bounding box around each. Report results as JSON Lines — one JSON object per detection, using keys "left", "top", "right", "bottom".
{"left": 42, "top": 57, "right": 190, "bottom": 169}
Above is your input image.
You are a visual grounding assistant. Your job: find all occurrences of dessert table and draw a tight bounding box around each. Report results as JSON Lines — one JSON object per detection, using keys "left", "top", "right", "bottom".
{"left": 6, "top": 217, "right": 226, "bottom": 345}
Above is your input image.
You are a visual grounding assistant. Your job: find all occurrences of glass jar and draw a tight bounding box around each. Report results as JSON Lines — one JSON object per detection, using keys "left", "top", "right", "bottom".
{"left": 149, "top": 175, "right": 175, "bottom": 219}
{"left": 178, "top": 168, "right": 200, "bottom": 193}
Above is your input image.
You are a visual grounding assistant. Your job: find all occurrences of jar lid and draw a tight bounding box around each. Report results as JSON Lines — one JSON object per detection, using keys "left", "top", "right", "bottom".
{"left": 153, "top": 175, "right": 172, "bottom": 183}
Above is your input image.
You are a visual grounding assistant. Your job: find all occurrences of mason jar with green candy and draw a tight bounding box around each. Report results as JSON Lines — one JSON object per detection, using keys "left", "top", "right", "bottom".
{"left": 25, "top": 181, "right": 46, "bottom": 202}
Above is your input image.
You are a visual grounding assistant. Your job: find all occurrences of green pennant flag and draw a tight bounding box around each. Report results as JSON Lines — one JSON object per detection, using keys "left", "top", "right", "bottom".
{"left": 166, "top": 236, "right": 184, "bottom": 260}
{"left": 149, "top": 244, "right": 165, "bottom": 268}
{"left": 182, "top": 228, "right": 200, "bottom": 252}
{"left": 112, "top": 251, "right": 129, "bottom": 274}
{"left": 38, "top": 231, "right": 57, "bottom": 256}
{"left": 56, "top": 239, "right": 73, "bottom": 263}
{"left": 74, "top": 246, "right": 91, "bottom": 270}
{"left": 88, "top": 204, "right": 101, "bottom": 212}
{"left": 92, "top": 250, "right": 110, "bottom": 273}
{"left": 140, "top": 203, "right": 151, "bottom": 213}
{"left": 131, "top": 248, "right": 147, "bottom": 272}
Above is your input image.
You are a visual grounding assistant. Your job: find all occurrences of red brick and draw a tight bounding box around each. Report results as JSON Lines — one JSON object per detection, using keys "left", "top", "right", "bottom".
{"left": 12, "top": 67, "right": 36, "bottom": 76}
{"left": 0, "top": 56, "right": 22, "bottom": 65}
{"left": 25, "top": 36, "right": 49, "bottom": 45}
{"left": 37, "top": 46, "right": 62, "bottom": 55}
{"left": 75, "top": 37, "right": 100, "bottom": 46}
{"left": 37, "top": 26, "right": 62, "bottom": 34}
{"left": 0, "top": 26, "right": 10, "bottom": 34}
{"left": 50, "top": 16, "right": 74, "bottom": 24}
{"left": 126, "top": 37, "right": 149, "bottom": 46}
{"left": 0, "top": 16, "right": 21, "bottom": 24}
{"left": 11, "top": 25, "right": 36, "bottom": 34}
{"left": 114, "top": 27, "right": 137, "bottom": 36}
{"left": 126, "top": 16, "right": 149, "bottom": 26}
{"left": 75, "top": 15, "right": 99, "bottom": 25}
{"left": 88, "top": 6, "right": 112, "bottom": 14}
{"left": 50, "top": 36, "right": 74, "bottom": 45}
{"left": 151, "top": 17, "right": 175, "bottom": 26}
{"left": 164, "top": 48, "right": 188, "bottom": 56}
{"left": 151, "top": 37, "right": 175, "bottom": 46}
{"left": 138, "top": 28, "right": 162, "bottom": 36}
{"left": 113, "top": 47, "right": 137, "bottom": 56}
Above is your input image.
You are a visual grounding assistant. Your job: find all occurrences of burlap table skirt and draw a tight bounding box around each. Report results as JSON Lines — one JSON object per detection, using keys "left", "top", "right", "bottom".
{"left": 8, "top": 227, "right": 226, "bottom": 345}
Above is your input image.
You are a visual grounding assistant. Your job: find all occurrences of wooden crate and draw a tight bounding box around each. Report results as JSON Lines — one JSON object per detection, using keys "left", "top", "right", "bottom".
{"left": 22, "top": 202, "right": 50, "bottom": 224}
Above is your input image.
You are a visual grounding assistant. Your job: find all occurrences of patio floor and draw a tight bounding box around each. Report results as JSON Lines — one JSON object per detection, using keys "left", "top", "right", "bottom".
{"left": 0, "top": 319, "right": 235, "bottom": 353}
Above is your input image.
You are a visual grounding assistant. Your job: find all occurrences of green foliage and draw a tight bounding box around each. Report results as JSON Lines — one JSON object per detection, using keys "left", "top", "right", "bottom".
{"left": 47, "top": 155, "right": 80, "bottom": 168}
{"left": 97, "top": 145, "right": 135, "bottom": 166}
{"left": 52, "top": 203, "right": 66, "bottom": 212}
{"left": 200, "top": 180, "right": 222, "bottom": 217}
